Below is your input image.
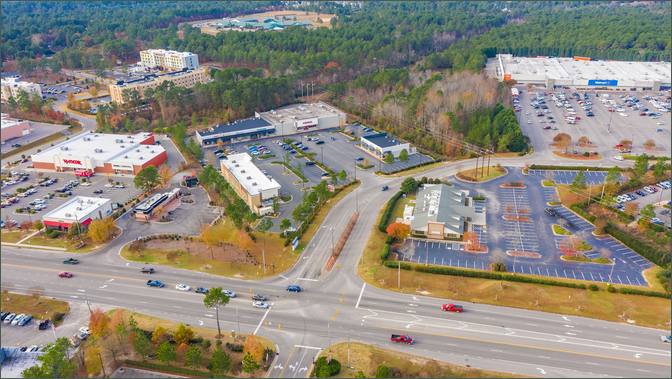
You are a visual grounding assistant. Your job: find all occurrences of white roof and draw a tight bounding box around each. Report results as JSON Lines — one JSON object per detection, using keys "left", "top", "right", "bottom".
{"left": 260, "top": 102, "right": 345, "bottom": 125}
{"left": 221, "top": 153, "right": 280, "bottom": 196}
{"left": 142, "top": 49, "right": 197, "bottom": 58}
{"left": 1, "top": 113, "right": 27, "bottom": 129}
{"left": 31, "top": 131, "right": 165, "bottom": 166}
{"left": 43, "top": 196, "right": 111, "bottom": 222}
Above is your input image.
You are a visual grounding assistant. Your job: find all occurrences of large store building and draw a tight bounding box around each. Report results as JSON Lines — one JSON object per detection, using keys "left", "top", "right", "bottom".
{"left": 31, "top": 131, "right": 167, "bottom": 175}
{"left": 139, "top": 49, "right": 199, "bottom": 70}
{"left": 495, "top": 54, "right": 671, "bottom": 91}
{"left": 196, "top": 102, "right": 346, "bottom": 146}
{"left": 1, "top": 77, "right": 42, "bottom": 102}
{"left": 1, "top": 113, "right": 31, "bottom": 144}
{"left": 360, "top": 132, "right": 413, "bottom": 160}
{"left": 219, "top": 153, "right": 281, "bottom": 215}
{"left": 42, "top": 196, "right": 114, "bottom": 230}
{"left": 109, "top": 67, "right": 209, "bottom": 104}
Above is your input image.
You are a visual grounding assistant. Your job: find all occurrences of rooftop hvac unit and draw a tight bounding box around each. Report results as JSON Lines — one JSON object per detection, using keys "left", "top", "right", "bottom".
{"left": 124, "top": 155, "right": 128, "bottom": 159}
{"left": 84, "top": 137, "right": 91, "bottom": 141}
{"left": 136, "top": 149, "right": 140, "bottom": 152}
{"left": 120, "top": 145, "right": 125, "bottom": 148}
{"left": 65, "top": 213, "right": 72, "bottom": 217}
{"left": 247, "top": 176, "right": 252, "bottom": 180}
{"left": 139, "top": 156, "right": 143, "bottom": 159}
{"left": 76, "top": 207, "right": 82, "bottom": 211}
{"left": 241, "top": 169, "right": 246, "bottom": 173}
{"left": 234, "top": 164, "right": 239, "bottom": 167}
{"left": 94, "top": 148, "right": 103, "bottom": 153}
{"left": 150, "top": 150, "right": 154, "bottom": 153}
{"left": 252, "top": 182, "right": 257, "bottom": 186}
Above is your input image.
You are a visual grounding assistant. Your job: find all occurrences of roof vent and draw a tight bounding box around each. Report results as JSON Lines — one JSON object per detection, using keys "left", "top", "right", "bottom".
{"left": 247, "top": 176, "right": 252, "bottom": 180}
{"left": 65, "top": 213, "right": 72, "bottom": 217}
{"left": 124, "top": 155, "right": 128, "bottom": 159}
{"left": 241, "top": 169, "right": 246, "bottom": 173}
{"left": 252, "top": 182, "right": 257, "bottom": 186}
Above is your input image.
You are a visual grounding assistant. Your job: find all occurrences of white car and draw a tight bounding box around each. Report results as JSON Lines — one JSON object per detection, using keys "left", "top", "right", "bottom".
{"left": 619, "top": 112, "right": 628, "bottom": 117}
{"left": 252, "top": 301, "right": 269, "bottom": 309}
{"left": 223, "top": 290, "right": 237, "bottom": 298}
{"left": 11, "top": 314, "right": 26, "bottom": 326}
{"left": 104, "top": 183, "right": 114, "bottom": 188}
{"left": 80, "top": 182, "right": 92, "bottom": 187}
{"left": 175, "top": 284, "right": 191, "bottom": 291}
{"left": 79, "top": 326, "right": 90, "bottom": 335}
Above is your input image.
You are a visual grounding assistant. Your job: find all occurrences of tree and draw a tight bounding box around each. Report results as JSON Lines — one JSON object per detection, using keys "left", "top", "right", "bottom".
{"left": 174, "top": 323, "right": 195, "bottom": 345}
{"left": 203, "top": 288, "right": 229, "bottom": 337}
{"left": 605, "top": 166, "right": 620, "bottom": 183}
{"left": 571, "top": 171, "right": 587, "bottom": 189}
{"left": 158, "top": 165, "right": 172, "bottom": 186}
{"left": 640, "top": 204, "right": 655, "bottom": 220}
{"left": 633, "top": 154, "right": 649, "bottom": 177}
{"left": 89, "top": 86, "right": 98, "bottom": 97}
{"left": 89, "top": 308, "right": 111, "bottom": 338}
{"left": 185, "top": 346, "right": 202, "bottom": 368}
{"left": 619, "top": 139, "right": 633, "bottom": 150}
{"left": 400, "top": 177, "right": 418, "bottom": 193}
{"left": 68, "top": 222, "right": 83, "bottom": 238}
{"left": 88, "top": 217, "right": 116, "bottom": 244}
{"left": 386, "top": 222, "right": 410, "bottom": 241}
{"left": 242, "top": 351, "right": 260, "bottom": 373}
{"left": 338, "top": 169, "right": 347, "bottom": 181}
{"left": 131, "top": 327, "right": 152, "bottom": 360}
{"left": 22, "top": 338, "right": 75, "bottom": 378}
{"left": 209, "top": 347, "right": 231, "bottom": 376}
{"left": 643, "top": 139, "right": 656, "bottom": 151}
{"left": 84, "top": 345, "right": 103, "bottom": 377}
{"left": 280, "top": 218, "right": 292, "bottom": 232}
{"left": 624, "top": 202, "right": 639, "bottom": 217}
{"left": 157, "top": 341, "right": 176, "bottom": 365}
{"left": 553, "top": 133, "right": 572, "bottom": 153}
{"left": 577, "top": 135, "right": 590, "bottom": 147}
{"left": 151, "top": 325, "right": 167, "bottom": 345}
{"left": 375, "top": 364, "right": 392, "bottom": 378}
{"left": 243, "top": 335, "right": 265, "bottom": 364}
{"left": 653, "top": 158, "right": 666, "bottom": 180}
{"left": 383, "top": 152, "right": 394, "bottom": 164}
{"left": 134, "top": 166, "right": 160, "bottom": 192}
{"left": 110, "top": 309, "right": 128, "bottom": 345}
{"left": 399, "top": 149, "right": 409, "bottom": 161}
{"left": 33, "top": 220, "right": 43, "bottom": 232}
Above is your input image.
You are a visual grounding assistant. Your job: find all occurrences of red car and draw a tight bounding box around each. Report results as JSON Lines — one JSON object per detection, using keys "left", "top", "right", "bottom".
{"left": 390, "top": 334, "right": 415, "bottom": 344}
{"left": 58, "top": 272, "right": 73, "bottom": 278}
{"left": 441, "top": 304, "right": 464, "bottom": 312}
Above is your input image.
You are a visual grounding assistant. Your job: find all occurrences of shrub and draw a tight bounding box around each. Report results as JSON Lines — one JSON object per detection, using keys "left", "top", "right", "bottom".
{"left": 225, "top": 342, "right": 244, "bottom": 352}
{"left": 378, "top": 191, "right": 403, "bottom": 232}
{"left": 588, "top": 284, "right": 599, "bottom": 291}
{"left": 375, "top": 365, "right": 392, "bottom": 378}
{"left": 380, "top": 243, "right": 391, "bottom": 261}
{"left": 607, "top": 285, "right": 617, "bottom": 293}
{"left": 604, "top": 223, "right": 670, "bottom": 266}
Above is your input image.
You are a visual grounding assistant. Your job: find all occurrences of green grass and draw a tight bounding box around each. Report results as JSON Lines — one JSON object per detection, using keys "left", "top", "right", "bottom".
{"left": 562, "top": 255, "right": 612, "bottom": 265}
{"left": 378, "top": 161, "right": 444, "bottom": 177}
{"left": 542, "top": 179, "right": 556, "bottom": 187}
{"left": 0, "top": 292, "right": 70, "bottom": 326}
{"left": 1, "top": 230, "right": 30, "bottom": 243}
{"left": 576, "top": 239, "right": 593, "bottom": 251}
{"left": 22, "top": 232, "right": 109, "bottom": 252}
{"left": 552, "top": 224, "right": 571, "bottom": 235}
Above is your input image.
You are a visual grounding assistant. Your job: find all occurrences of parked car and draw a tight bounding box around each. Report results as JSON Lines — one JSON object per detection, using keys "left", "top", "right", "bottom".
{"left": 3, "top": 313, "right": 16, "bottom": 324}
{"left": 38, "top": 319, "right": 51, "bottom": 330}
{"left": 18, "top": 315, "right": 33, "bottom": 326}
{"left": 11, "top": 314, "right": 26, "bottom": 326}
{"left": 252, "top": 301, "right": 270, "bottom": 309}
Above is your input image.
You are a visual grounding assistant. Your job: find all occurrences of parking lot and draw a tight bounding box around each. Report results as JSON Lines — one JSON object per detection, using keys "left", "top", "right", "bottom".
{"left": 396, "top": 168, "right": 653, "bottom": 286}
{"left": 515, "top": 88, "right": 671, "bottom": 159}
{"left": 527, "top": 169, "right": 617, "bottom": 185}
{"left": 1, "top": 122, "right": 71, "bottom": 157}
{"left": 1, "top": 170, "right": 141, "bottom": 228}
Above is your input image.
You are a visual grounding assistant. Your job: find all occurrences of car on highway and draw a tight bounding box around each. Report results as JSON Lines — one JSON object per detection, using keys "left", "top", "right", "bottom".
{"left": 223, "top": 290, "right": 236, "bottom": 298}
{"left": 146, "top": 280, "right": 165, "bottom": 288}
{"left": 381, "top": 185, "right": 389, "bottom": 191}
{"left": 141, "top": 267, "right": 155, "bottom": 274}
{"left": 661, "top": 335, "right": 672, "bottom": 343}
{"left": 441, "top": 304, "right": 464, "bottom": 313}
{"left": 93, "top": 189, "right": 104, "bottom": 194}
{"left": 195, "top": 287, "right": 209, "bottom": 294}
{"left": 175, "top": 283, "right": 191, "bottom": 291}
{"left": 252, "top": 301, "right": 270, "bottom": 309}
{"left": 59, "top": 271, "right": 74, "bottom": 278}
{"left": 390, "top": 334, "right": 415, "bottom": 344}
{"left": 286, "top": 285, "right": 302, "bottom": 293}
{"left": 63, "top": 258, "right": 80, "bottom": 265}
{"left": 252, "top": 294, "right": 268, "bottom": 301}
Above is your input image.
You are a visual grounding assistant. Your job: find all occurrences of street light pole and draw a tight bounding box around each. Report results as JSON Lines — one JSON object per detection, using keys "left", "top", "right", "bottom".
{"left": 398, "top": 260, "right": 401, "bottom": 288}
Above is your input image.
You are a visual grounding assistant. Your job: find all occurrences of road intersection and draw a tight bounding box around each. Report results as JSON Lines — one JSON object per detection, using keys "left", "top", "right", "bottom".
{"left": 2, "top": 138, "right": 669, "bottom": 377}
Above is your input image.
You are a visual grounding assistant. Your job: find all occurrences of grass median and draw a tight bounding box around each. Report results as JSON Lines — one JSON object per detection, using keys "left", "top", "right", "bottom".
{"left": 358, "top": 207, "right": 671, "bottom": 329}
{"left": 317, "top": 342, "right": 520, "bottom": 378}
{"left": 456, "top": 166, "right": 507, "bottom": 182}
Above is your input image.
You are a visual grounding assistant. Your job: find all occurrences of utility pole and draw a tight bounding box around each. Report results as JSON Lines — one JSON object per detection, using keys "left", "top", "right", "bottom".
{"left": 262, "top": 237, "right": 266, "bottom": 274}
{"left": 98, "top": 352, "right": 107, "bottom": 377}
{"left": 398, "top": 260, "right": 401, "bottom": 288}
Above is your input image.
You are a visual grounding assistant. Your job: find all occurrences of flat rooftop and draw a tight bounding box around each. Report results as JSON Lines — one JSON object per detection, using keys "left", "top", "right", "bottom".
{"left": 142, "top": 49, "right": 196, "bottom": 58}
{"left": 198, "top": 117, "right": 273, "bottom": 138}
{"left": 498, "top": 54, "right": 671, "bottom": 84}
{"left": 114, "top": 67, "right": 204, "bottom": 87}
{"left": 260, "top": 102, "right": 344, "bottom": 126}
{"left": 361, "top": 132, "right": 406, "bottom": 148}
{"left": 220, "top": 153, "right": 280, "bottom": 196}
{"left": 43, "top": 196, "right": 111, "bottom": 221}
{"left": 31, "top": 131, "right": 165, "bottom": 166}
{"left": 1, "top": 113, "right": 26, "bottom": 129}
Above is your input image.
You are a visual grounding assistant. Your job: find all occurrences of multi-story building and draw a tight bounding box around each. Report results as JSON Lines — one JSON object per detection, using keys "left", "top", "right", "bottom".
{"left": 108, "top": 67, "right": 209, "bottom": 104}
{"left": 1, "top": 77, "right": 42, "bottom": 102}
{"left": 1, "top": 113, "right": 31, "bottom": 144}
{"left": 139, "top": 49, "right": 199, "bottom": 70}
{"left": 219, "top": 153, "right": 281, "bottom": 215}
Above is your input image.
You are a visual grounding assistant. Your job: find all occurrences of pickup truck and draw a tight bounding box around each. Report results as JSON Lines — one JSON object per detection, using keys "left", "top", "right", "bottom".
{"left": 141, "top": 267, "right": 155, "bottom": 274}
{"left": 146, "top": 280, "right": 165, "bottom": 288}
{"left": 441, "top": 303, "right": 464, "bottom": 313}
{"left": 390, "top": 334, "right": 414, "bottom": 344}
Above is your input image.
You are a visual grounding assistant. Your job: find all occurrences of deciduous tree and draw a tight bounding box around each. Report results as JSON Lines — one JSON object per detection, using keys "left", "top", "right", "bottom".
{"left": 89, "top": 308, "right": 110, "bottom": 338}
{"left": 87, "top": 217, "right": 116, "bottom": 244}
{"left": 173, "top": 323, "right": 194, "bottom": 345}
{"left": 386, "top": 222, "right": 410, "bottom": 241}
{"left": 157, "top": 341, "right": 176, "bottom": 365}
{"left": 134, "top": 166, "right": 160, "bottom": 192}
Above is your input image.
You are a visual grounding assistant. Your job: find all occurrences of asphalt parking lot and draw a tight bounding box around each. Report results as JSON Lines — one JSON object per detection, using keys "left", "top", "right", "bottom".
{"left": 527, "top": 169, "right": 616, "bottom": 184}
{"left": 1, "top": 170, "right": 140, "bottom": 226}
{"left": 397, "top": 168, "right": 652, "bottom": 286}
{"left": 2, "top": 122, "right": 71, "bottom": 157}
{"left": 516, "top": 88, "right": 671, "bottom": 159}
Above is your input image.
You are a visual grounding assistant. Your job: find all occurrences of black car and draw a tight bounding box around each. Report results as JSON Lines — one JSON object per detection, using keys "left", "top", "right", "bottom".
{"left": 0, "top": 312, "right": 9, "bottom": 320}
{"left": 195, "top": 287, "right": 209, "bottom": 294}
{"left": 305, "top": 161, "right": 316, "bottom": 166}
{"left": 544, "top": 208, "right": 557, "bottom": 217}
{"left": 93, "top": 189, "right": 103, "bottom": 194}
{"left": 141, "top": 267, "right": 155, "bottom": 274}
{"left": 63, "top": 258, "right": 80, "bottom": 265}
{"left": 38, "top": 319, "right": 51, "bottom": 330}
{"left": 315, "top": 140, "right": 325, "bottom": 145}
{"left": 252, "top": 294, "right": 267, "bottom": 301}
{"left": 11, "top": 144, "right": 21, "bottom": 148}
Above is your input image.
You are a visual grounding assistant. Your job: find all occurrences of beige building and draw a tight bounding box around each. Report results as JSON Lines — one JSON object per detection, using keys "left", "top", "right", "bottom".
{"left": 219, "top": 153, "right": 281, "bottom": 215}
{"left": 139, "top": 49, "right": 199, "bottom": 70}
{"left": 109, "top": 68, "right": 209, "bottom": 104}
{"left": 1, "top": 77, "right": 42, "bottom": 102}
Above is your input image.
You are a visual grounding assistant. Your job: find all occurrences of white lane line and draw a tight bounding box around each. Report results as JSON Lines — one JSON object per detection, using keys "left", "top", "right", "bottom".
{"left": 297, "top": 277, "right": 319, "bottom": 282}
{"left": 294, "top": 345, "right": 322, "bottom": 350}
{"left": 77, "top": 289, "right": 86, "bottom": 293}
{"left": 355, "top": 283, "right": 366, "bottom": 309}
{"left": 279, "top": 274, "right": 289, "bottom": 280}
{"left": 253, "top": 305, "right": 272, "bottom": 335}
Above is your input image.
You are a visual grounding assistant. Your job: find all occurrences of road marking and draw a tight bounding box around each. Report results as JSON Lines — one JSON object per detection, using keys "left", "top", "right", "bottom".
{"left": 406, "top": 310, "right": 416, "bottom": 313}
{"left": 408, "top": 303, "right": 418, "bottom": 307}
{"left": 355, "top": 283, "right": 366, "bottom": 309}
{"left": 635, "top": 353, "right": 642, "bottom": 359}
{"left": 293, "top": 345, "right": 322, "bottom": 350}
{"left": 297, "top": 277, "right": 319, "bottom": 282}
{"left": 279, "top": 274, "right": 289, "bottom": 280}
{"left": 537, "top": 368, "right": 546, "bottom": 375}
{"left": 107, "top": 278, "right": 114, "bottom": 282}
{"left": 565, "top": 332, "right": 577, "bottom": 336}
{"left": 77, "top": 289, "right": 86, "bottom": 293}
{"left": 198, "top": 320, "right": 204, "bottom": 326}
{"left": 204, "top": 314, "right": 214, "bottom": 317}
{"left": 564, "top": 324, "right": 574, "bottom": 328}
{"left": 253, "top": 305, "right": 272, "bottom": 335}
{"left": 98, "top": 285, "right": 107, "bottom": 289}
{"left": 70, "top": 295, "right": 78, "bottom": 299}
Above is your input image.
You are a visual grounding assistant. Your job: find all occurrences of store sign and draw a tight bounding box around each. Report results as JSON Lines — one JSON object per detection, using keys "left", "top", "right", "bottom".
{"left": 297, "top": 118, "right": 318, "bottom": 127}
{"left": 112, "top": 164, "right": 133, "bottom": 170}
{"left": 588, "top": 79, "right": 618, "bottom": 87}
{"left": 62, "top": 159, "right": 82, "bottom": 165}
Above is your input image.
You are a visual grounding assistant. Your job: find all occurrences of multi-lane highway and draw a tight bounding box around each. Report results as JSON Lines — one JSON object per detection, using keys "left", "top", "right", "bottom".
{"left": 2, "top": 152, "right": 669, "bottom": 378}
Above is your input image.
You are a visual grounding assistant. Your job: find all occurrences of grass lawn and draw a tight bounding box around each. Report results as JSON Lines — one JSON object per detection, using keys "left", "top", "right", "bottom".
{"left": 556, "top": 184, "right": 600, "bottom": 207}
{"left": 378, "top": 161, "right": 444, "bottom": 177}
{"left": 358, "top": 209, "right": 671, "bottom": 329}
{"left": 0, "top": 291, "right": 70, "bottom": 326}
{"left": 1, "top": 230, "right": 30, "bottom": 243}
{"left": 22, "top": 232, "right": 103, "bottom": 253}
{"left": 552, "top": 224, "right": 571, "bottom": 235}
{"left": 575, "top": 239, "right": 593, "bottom": 251}
{"left": 318, "top": 342, "right": 519, "bottom": 378}
{"left": 643, "top": 266, "right": 668, "bottom": 293}
{"left": 389, "top": 195, "right": 415, "bottom": 223}
{"left": 456, "top": 166, "right": 507, "bottom": 182}
{"left": 542, "top": 179, "right": 556, "bottom": 187}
